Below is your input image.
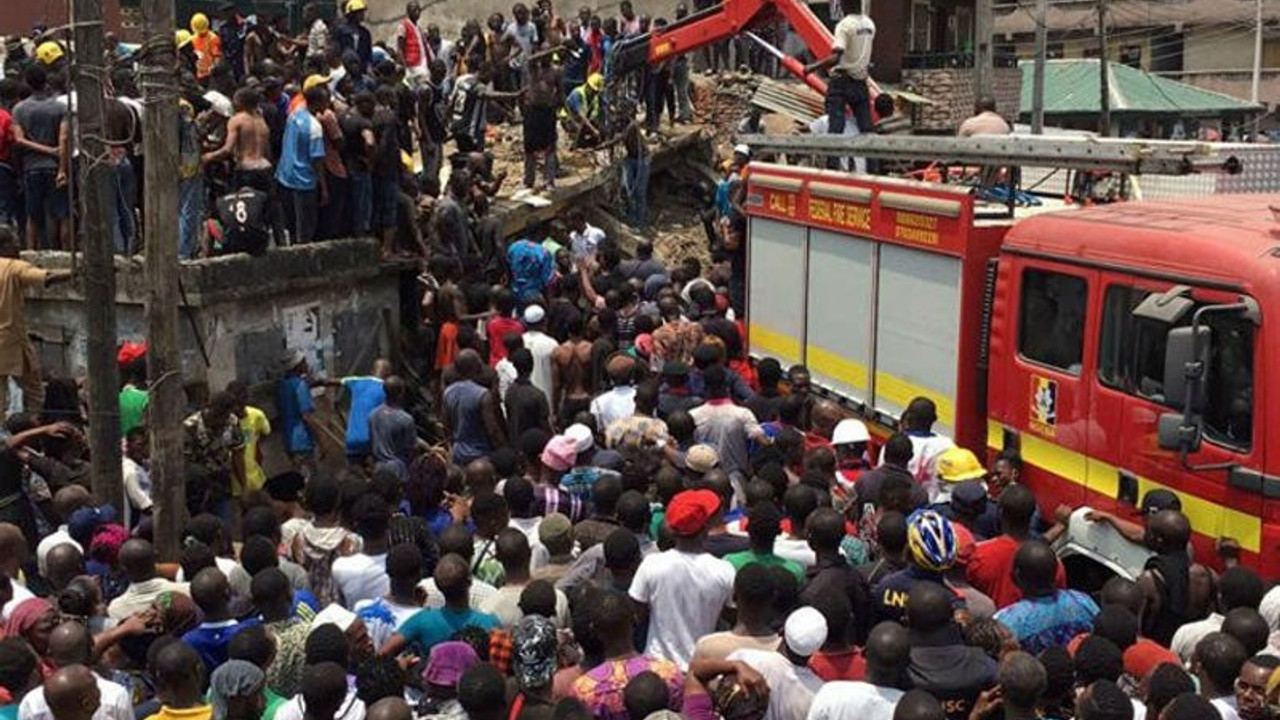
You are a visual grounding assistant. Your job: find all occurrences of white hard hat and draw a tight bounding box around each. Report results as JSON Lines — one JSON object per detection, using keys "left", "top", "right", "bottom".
{"left": 832, "top": 418, "right": 870, "bottom": 446}
{"left": 203, "top": 90, "right": 233, "bottom": 118}
{"left": 733, "top": 143, "right": 751, "bottom": 157}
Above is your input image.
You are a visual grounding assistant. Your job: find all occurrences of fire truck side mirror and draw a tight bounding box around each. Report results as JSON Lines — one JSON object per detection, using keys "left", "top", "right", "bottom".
{"left": 1157, "top": 412, "right": 1202, "bottom": 453}
{"left": 1162, "top": 325, "right": 1212, "bottom": 415}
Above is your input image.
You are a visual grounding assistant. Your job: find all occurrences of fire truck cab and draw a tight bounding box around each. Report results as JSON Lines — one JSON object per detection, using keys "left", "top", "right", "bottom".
{"left": 743, "top": 161, "right": 1277, "bottom": 577}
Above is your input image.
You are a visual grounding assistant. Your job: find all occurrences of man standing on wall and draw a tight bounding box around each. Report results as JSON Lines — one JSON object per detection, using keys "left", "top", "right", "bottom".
{"left": 805, "top": 0, "right": 875, "bottom": 170}
{"left": 0, "top": 226, "right": 73, "bottom": 418}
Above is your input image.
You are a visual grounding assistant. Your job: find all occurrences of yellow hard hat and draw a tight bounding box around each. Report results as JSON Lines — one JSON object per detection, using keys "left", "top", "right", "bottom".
{"left": 175, "top": 29, "right": 193, "bottom": 48}
{"left": 190, "top": 12, "right": 210, "bottom": 33}
{"left": 936, "top": 447, "right": 988, "bottom": 483}
{"left": 345, "top": 0, "right": 368, "bottom": 13}
{"left": 35, "top": 41, "right": 64, "bottom": 66}
{"left": 587, "top": 73, "right": 604, "bottom": 90}
{"left": 302, "top": 73, "right": 332, "bottom": 91}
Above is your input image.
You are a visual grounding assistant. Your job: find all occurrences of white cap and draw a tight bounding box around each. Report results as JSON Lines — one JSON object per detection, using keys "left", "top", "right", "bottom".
{"left": 564, "top": 423, "right": 595, "bottom": 453}
{"left": 733, "top": 143, "right": 751, "bottom": 157}
{"left": 310, "top": 603, "right": 357, "bottom": 632}
{"left": 784, "top": 606, "right": 828, "bottom": 657}
{"left": 523, "top": 304, "right": 545, "bottom": 325}
{"left": 831, "top": 419, "right": 870, "bottom": 446}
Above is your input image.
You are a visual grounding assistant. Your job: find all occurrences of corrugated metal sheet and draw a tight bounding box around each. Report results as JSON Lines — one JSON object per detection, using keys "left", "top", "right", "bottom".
{"left": 751, "top": 78, "right": 825, "bottom": 125}
{"left": 1019, "top": 59, "right": 1263, "bottom": 115}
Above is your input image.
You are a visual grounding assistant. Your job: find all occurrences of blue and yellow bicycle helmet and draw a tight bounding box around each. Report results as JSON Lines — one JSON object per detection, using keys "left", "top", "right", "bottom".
{"left": 907, "top": 509, "right": 958, "bottom": 572}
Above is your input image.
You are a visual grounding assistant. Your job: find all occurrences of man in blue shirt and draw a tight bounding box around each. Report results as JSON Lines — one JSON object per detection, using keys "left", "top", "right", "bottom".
{"left": 321, "top": 358, "right": 391, "bottom": 462}
{"left": 378, "top": 554, "right": 498, "bottom": 657}
{"left": 275, "top": 83, "right": 329, "bottom": 245}
{"left": 277, "top": 350, "right": 321, "bottom": 464}
{"left": 994, "top": 539, "right": 1099, "bottom": 655}
{"left": 182, "top": 566, "right": 260, "bottom": 674}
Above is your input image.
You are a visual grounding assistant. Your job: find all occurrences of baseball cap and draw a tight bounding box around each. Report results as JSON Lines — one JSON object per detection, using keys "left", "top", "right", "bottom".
{"left": 1140, "top": 489, "right": 1182, "bottom": 515}
{"left": 523, "top": 304, "right": 546, "bottom": 325}
{"left": 69, "top": 505, "right": 117, "bottom": 547}
{"left": 685, "top": 444, "right": 720, "bottom": 474}
{"left": 513, "top": 616, "right": 558, "bottom": 690}
{"left": 117, "top": 340, "right": 148, "bottom": 367}
{"left": 950, "top": 480, "right": 988, "bottom": 514}
{"left": 564, "top": 424, "right": 595, "bottom": 453}
{"left": 936, "top": 447, "right": 986, "bottom": 483}
{"left": 538, "top": 513, "right": 572, "bottom": 546}
{"left": 540, "top": 435, "right": 578, "bottom": 472}
{"left": 36, "top": 41, "right": 64, "bottom": 65}
{"left": 783, "top": 606, "right": 828, "bottom": 657}
{"left": 424, "top": 641, "right": 480, "bottom": 687}
{"left": 831, "top": 418, "right": 870, "bottom": 446}
{"left": 302, "top": 73, "right": 331, "bottom": 92}
{"left": 666, "top": 489, "right": 720, "bottom": 536}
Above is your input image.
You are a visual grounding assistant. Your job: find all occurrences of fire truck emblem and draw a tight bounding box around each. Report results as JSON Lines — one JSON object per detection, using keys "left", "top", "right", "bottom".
{"left": 1031, "top": 376, "right": 1057, "bottom": 432}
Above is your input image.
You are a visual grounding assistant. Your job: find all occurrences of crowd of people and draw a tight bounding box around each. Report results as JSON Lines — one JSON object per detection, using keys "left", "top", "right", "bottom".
{"left": 0, "top": 0, "right": 778, "bottom": 262}
{"left": 0, "top": 191, "right": 1276, "bottom": 720}
{"left": 1, "top": 5, "right": 1277, "bottom": 720}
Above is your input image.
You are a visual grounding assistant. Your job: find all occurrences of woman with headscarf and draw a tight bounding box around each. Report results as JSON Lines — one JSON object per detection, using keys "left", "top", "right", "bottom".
{"left": 210, "top": 660, "right": 266, "bottom": 720}
{"left": 4, "top": 598, "right": 59, "bottom": 679}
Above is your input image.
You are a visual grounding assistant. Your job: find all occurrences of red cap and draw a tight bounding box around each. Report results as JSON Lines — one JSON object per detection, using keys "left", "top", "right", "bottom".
{"left": 666, "top": 489, "right": 721, "bottom": 536}
{"left": 117, "top": 341, "right": 148, "bottom": 367}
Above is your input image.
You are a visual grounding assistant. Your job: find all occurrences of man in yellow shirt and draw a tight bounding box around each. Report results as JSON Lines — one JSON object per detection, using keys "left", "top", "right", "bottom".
{"left": 228, "top": 380, "right": 271, "bottom": 495}
{"left": 0, "top": 226, "right": 73, "bottom": 418}
{"left": 144, "top": 642, "right": 212, "bottom": 720}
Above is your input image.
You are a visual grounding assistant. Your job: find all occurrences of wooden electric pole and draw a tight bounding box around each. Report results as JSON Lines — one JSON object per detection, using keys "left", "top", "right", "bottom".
{"left": 1098, "top": 0, "right": 1112, "bottom": 135}
{"left": 974, "top": 0, "right": 994, "bottom": 100}
{"left": 70, "top": 0, "right": 124, "bottom": 506}
{"left": 1031, "top": 0, "right": 1048, "bottom": 133}
{"left": 140, "top": 0, "right": 186, "bottom": 561}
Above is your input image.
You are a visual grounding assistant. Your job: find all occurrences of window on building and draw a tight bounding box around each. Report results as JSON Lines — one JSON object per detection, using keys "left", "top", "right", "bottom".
{"left": 910, "top": 1, "right": 933, "bottom": 53}
{"left": 1120, "top": 44, "right": 1143, "bottom": 68}
{"left": 1018, "top": 268, "right": 1087, "bottom": 374}
{"left": 1097, "top": 285, "right": 1254, "bottom": 450}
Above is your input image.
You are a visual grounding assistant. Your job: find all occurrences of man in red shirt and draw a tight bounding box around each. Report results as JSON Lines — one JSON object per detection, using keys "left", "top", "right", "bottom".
{"left": 966, "top": 484, "right": 1066, "bottom": 609}
{"left": 484, "top": 288, "right": 523, "bottom": 366}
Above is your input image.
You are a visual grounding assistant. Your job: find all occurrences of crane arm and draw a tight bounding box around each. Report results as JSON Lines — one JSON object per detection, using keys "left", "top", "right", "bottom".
{"left": 608, "top": 0, "right": 833, "bottom": 95}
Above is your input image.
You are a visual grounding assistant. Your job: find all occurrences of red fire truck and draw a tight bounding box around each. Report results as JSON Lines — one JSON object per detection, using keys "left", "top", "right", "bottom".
{"left": 742, "top": 147, "right": 1278, "bottom": 577}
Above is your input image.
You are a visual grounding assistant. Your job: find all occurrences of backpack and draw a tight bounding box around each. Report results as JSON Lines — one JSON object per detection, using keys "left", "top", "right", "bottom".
{"left": 294, "top": 531, "right": 349, "bottom": 607}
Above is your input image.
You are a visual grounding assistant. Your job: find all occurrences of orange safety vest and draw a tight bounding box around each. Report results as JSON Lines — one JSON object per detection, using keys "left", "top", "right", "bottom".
{"left": 192, "top": 32, "right": 221, "bottom": 79}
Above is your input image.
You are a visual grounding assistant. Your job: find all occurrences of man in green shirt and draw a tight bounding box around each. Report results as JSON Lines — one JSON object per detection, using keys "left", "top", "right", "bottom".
{"left": 724, "top": 501, "right": 804, "bottom": 583}
{"left": 117, "top": 341, "right": 148, "bottom": 434}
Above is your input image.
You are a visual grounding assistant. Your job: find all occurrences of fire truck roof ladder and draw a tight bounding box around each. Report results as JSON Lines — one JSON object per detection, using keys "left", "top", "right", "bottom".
{"left": 738, "top": 134, "right": 1245, "bottom": 177}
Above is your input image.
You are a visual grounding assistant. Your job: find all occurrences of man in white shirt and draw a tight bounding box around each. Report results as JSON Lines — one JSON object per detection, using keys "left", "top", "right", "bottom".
{"left": 728, "top": 607, "right": 827, "bottom": 720}
{"left": 807, "top": 621, "right": 911, "bottom": 720}
{"left": 629, "top": 489, "right": 735, "bottom": 669}
{"left": 20, "top": 620, "right": 133, "bottom": 720}
{"left": 331, "top": 496, "right": 392, "bottom": 608}
{"left": 804, "top": 0, "right": 875, "bottom": 169}
{"left": 690, "top": 365, "right": 770, "bottom": 506}
{"left": 478, "top": 529, "right": 571, "bottom": 627}
{"left": 107, "top": 539, "right": 188, "bottom": 620}
{"left": 567, "top": 208, "right": 605, "bottom": 270}
{"left": 521, "top": 305, "right": 559, "bottom": 399}
{"left": 958, "top": 97, "right": 1012, "bottom": 137}
{"left": 121, "top": 427, "right": 152, "bottom": 529}
{"left": 1193, "top": 632, "right": 1249, "bottom": 720}
{"left": 36, "top": 485, "right": 90, "bottom": 577}
{"left": 1171, "top": 567, "right": 1265, "bottom": 664}
{"left": 591, "top": 355, "right": 638, "bottom": 431}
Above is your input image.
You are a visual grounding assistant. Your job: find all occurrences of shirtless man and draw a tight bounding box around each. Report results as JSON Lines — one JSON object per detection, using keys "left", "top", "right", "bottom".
{"left": 203, "top": 86, "right": 272, "bottom": 192}
{"left": 521, "top": 55, "right": 562, "bottom": 190}
{"left": 551, "top": 312, "right": 593, "bottom": 428}
{"left": 1137, "top": 509, "right": 1215, "bottom": 647}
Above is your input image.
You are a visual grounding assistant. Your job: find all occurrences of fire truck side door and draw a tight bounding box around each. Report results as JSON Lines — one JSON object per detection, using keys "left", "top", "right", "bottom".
{"left": 1097, "top": 281, "right": 1262, "bottom": 562}
{"left": 1002, "top": 258, "right": 1099, "bottom": 521}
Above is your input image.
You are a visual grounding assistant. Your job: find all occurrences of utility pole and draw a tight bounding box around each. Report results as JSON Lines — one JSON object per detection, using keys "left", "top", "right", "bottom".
{"left": 1031, "top": 0, "right": 1048, "bottom": 133}
{"left": 974, "top": 0, "right": 994, "bottom": 100}
{"left": 1252, "top": 0, "right": 1263, "bottom": 105}
{"left": 70, "top": 0, "right": 124, "bottom": 506}
{"left": 1098, "top": 0, "right": 1111, "bottom": 135}
{"left": 140, "top": 0, "right": 186, "bottom": 562}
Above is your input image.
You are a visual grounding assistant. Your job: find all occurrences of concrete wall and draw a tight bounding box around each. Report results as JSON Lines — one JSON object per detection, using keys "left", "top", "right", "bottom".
{"left": 24, "top": 239, "right": 402, "bottom": 399}
{"left": 1183, "top": 26, "right": 1255, "bottom": 72}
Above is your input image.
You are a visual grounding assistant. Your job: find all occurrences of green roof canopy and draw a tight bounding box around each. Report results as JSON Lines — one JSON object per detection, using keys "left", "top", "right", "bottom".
{"left": 1019, "top": 59, "right": 1263, "bottom": 116}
